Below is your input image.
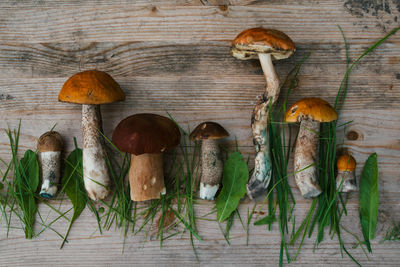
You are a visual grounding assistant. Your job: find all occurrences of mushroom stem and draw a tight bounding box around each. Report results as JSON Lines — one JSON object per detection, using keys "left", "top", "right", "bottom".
{"left": 246, "top": 53, "right": 280, "bottom": 199}
{"left": 336, "top": 170, "right": 357, "bottom": 193}
{"left": 294, "top": 119, "right": 322, "bottom": 198}
{"left": 39, "top": 151, "right": 61, "bottom": 198}
{"left": 129, "top": 153, "right": 166, "bottom": 202}
{"left": 258, "top": 53, "right": 280, "bottom": 103}
{"left": 199, "top": 139, "right": 223, "bottom": 200}
{"left": 82, "top": 104, "right": 109, "bottom": 201}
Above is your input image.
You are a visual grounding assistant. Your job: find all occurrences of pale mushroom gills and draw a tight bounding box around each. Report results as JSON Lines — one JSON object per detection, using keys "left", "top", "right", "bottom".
{"left": 112, "top": 113, "right": 181, "bottom": 202}
{"left": 231, "top": 28, "right": 295, "bottom": 199}
{"left": 190, "top": 122, "right": 229, "bottom": 200}
{"left": 58, "top": 70, "right": 125, "bottom": 201}
{"left": 38, "top": 131, "right": 63, "bottom": 199}
{"left": 286, "top": 97, "right": 338, "bottom": 198}
{"left": 336, "top": 154, "right": 357, "bottom": 193}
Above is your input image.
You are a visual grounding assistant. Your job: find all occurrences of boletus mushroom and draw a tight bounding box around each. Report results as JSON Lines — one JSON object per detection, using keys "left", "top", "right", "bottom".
{"left": 285, "top": 98, "right": 338, "bottom": 198}
{"left": 112, "top": 114, "right": 181, "bottom": 201}
{"left": 58, "top": 70, "right": 125, "bottom": 200}
{"left": 190, "top": 122, "right": 229, "bottom": 200}
{"left": 336, "top": 154, "right": 357, "bottom": 193}
{"left": 231, "top": 28, "right": 295, "bottom": 199}
{"left": 38, "top": 131, "right": 63, "bottom": 199}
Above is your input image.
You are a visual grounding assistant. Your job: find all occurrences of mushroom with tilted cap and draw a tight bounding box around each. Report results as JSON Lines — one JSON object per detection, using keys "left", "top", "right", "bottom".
{"left": 285, "top": 97, "right": 338, "bottom": 198}
{"left": 37, "top": 131, "right": 63, "bottom": 199}
{"left": 58, "top": 70, "right": 125, "bottom": 201}
{"left": 231, "top": 27, "right": 296, "bottom": 199}
{"left": 190, "top": 122, "right": 229, "bottom": 200}
{"left": 336, "top": 154, "right": 357, "bottom": 193}
{"left": 112, "top": 114, "right": 181, "bottom": 202}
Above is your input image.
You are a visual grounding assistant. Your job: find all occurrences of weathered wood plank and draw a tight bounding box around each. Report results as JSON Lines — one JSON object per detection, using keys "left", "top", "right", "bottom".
{"left": 0, "top": 41, "right": 399, "bottom": 78}
{"left": 0, "top": 4, "right": 398, "bottom": 43}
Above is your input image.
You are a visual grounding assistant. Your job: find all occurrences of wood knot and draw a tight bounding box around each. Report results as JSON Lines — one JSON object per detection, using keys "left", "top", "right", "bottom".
{"left": 346, "top": 130, "right": 362, "bottom": 141}
{"left": 218, "top": 5, "right": 228, "bottom": 12}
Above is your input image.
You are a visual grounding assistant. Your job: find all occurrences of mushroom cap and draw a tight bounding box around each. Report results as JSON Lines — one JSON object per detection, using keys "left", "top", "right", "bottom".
{"left": 189, "top": 121, "right": 229, "bottom": 141}
{"left": 231, "top": 27, "right": 295, "bottom": 60}
{"left": 58, "top": 70, "right": 125, "bottom": 105}
{"left": 112, "top": 113, "right": 181, "bottom": 155}
{"left": 37, "top": 131, "right": 63, "bottom": 152}
{"left": 337, "top": 154, "right": 356, "bottom": 171}
{"left": 285, "top": 97, "right": 338, "bottom": 123}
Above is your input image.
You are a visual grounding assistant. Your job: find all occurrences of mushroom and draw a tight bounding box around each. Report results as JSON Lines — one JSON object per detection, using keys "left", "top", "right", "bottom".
{"left": 58, "top": 70, "right": 125, "bottom": 200}
{"left": 336, "top": 154, "right": 357, "bottom": 192}
{"left": 38, "top": 131, "right": 63, "bottom": 199}
{"left": 189, "top": 122, "right": 229, "bottom": 200}
{"left": 285, "top": 98, "right": 338, "bottom": 198}
{"left": 231, "top": 28, "right": 295, "bottom": 199}
{"left": 112, "top": 114, "right": 181, "bottom": 201}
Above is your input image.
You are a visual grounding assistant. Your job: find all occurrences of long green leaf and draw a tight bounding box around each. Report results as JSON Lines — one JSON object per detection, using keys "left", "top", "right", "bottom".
{"left": 17, "top": 149, "right": 39, "bottom": 239}
{"left": 60, "top": 147, "right": 87, "bottom": 248}
{"left": 359, "top": 153, "right": 379, "bottom": 253}
{"left": 216, "top": 152, "right": 248, "bottom": 222}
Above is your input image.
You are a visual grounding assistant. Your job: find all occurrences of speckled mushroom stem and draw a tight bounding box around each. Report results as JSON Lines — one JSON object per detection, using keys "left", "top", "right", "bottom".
{"left": 246, "top": 53, "right": 279, "bottom": 199}
{"left": 129, "top": 153, "right": 166, "bottom": 202}
{"left": 294, "top": 119, "right": 322, "bottom": 198}
{"left": 39, "top": 151, "right": 61, "bottom": 198}
{"left": 199, "top": 139, "right": 223, "bottom": 200}
{"left": 82, "top": 104, "right": 109, "bottom": 201}
{"left": 336, "top": 170, "right": 357, "bottom": 193}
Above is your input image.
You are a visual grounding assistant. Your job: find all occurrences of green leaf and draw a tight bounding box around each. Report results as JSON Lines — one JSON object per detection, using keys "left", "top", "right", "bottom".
{"left": 254, "top": 215, "right": 276, "bottom": 226}
{"left": 60, "top": 147, "right": 87, "bottom": 248}
{"left": 216, "top": 151, "right": 248, "bottom": 222}
{"left": 16, "top": 149, "right": 39, "bottom": 239}
{"left": 359, "top": 153, "right": 379, "bottom": 253}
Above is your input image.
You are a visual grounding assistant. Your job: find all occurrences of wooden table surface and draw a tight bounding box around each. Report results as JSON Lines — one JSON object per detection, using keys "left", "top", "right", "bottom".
{"left": 1, "top": 0, "right": 399, "bottom": 266}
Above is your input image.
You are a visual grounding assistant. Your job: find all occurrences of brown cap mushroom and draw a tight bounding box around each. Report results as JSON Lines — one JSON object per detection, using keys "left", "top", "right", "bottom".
{"left": 37, "top": 131, "right": 63, "bottom": 199}
{"left": 231, "top": 28, "right": 295, "bottom": 200}
{"left": 112, "top": 113, "right": 181, "bottom": 201}
{"left": 58, "top": 70, "right": 125, "bottom": 201}
{"left": 337, "top": 154, "right": 356, "bottom": 172}
{"left": 231, "top": 28, "right": 295, "bottom": 60}
{"left": 286, "top": 97, "right": 338, "bottom": 123}
{"left": 37, "top": 131, "right": 63, "bottom": 152}
{"left": 59, "top": 70, "right": 125, "bottom": 104}
{"left": 190, "top": 121, "right": 229, "bottom": 141}
{"left": 336, "top": 154, "right": 357, "bottom": 192}
{"left": 285, "top": 98, "right": 337, "bottom": 198}
{"left": 190, "top": 122, "right": 229, "bottom": 200}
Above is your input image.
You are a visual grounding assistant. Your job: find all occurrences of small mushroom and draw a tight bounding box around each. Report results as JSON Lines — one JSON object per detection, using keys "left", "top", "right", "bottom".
{"left": 336, "top": 154, "right": 357, "bottom": 193}
{"left": 38, "top": 131, "right": 63, "bottom": 199}
{"left": 231, "top": 28, "right": 295, "bottom": 199}
{"left": 58, "top": 70, "right": 125, "bottom": 200}
{"left": 112, "top": 114, "right": 181, "bottom": 201}
{"left": 190, "top": 122, "right": 229, "bottom": 200}
{"left": 285, "top": 98, "right": 338, "bottom": 198}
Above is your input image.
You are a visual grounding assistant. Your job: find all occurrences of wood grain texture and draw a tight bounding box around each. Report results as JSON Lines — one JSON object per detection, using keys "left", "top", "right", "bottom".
{"left": 0, "top": 0, "right": 400, "bottom": 266}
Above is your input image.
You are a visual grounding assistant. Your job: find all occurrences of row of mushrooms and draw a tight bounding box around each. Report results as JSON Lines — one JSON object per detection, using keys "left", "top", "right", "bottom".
{"left": 36, "top": 26, "right": 358, "bottom": 203}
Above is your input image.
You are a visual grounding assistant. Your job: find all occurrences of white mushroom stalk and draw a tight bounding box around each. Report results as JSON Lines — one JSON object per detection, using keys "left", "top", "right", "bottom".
{"left": 38, "top": 131, "right": 63, "bottom": 199}
{"left": 231, "top": 28, "right": 295, "bottom": 199}
{"left": 336, "top": 170, "right": 357, "bottom": 193}
{"left": 199, "top": 139, "right": 223, "bottom": 200}
{"left": 82, "top": 104, "right": 109, "bottom": 201}
{"left": 129, "top": 153, "right": 166, "bottom": 201}
{"left": 293, "top": 119, "right": 322, "bottom": 198}
{"left": 39, "top": 151, "right": 61, "bottom": 198}
{"left": 246, "top": 53, "right": 279, "bottom": 199}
